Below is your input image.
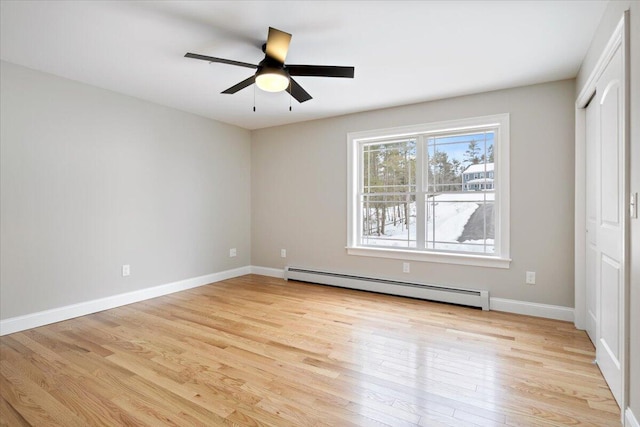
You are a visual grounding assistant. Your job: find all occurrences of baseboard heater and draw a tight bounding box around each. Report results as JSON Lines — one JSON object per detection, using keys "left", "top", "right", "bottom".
{"left": 284, "top": 266, "right": 489, "bottom": 310}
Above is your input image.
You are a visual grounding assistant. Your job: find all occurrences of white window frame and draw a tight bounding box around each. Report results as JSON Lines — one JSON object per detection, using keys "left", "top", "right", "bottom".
{"left": 347, "top": 114, "right": 511, "bottom": 269}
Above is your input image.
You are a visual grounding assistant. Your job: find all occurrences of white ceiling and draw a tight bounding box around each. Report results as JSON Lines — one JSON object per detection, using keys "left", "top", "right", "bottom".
{"left": 0, "top": 1, "right": 607, "bottom": 130}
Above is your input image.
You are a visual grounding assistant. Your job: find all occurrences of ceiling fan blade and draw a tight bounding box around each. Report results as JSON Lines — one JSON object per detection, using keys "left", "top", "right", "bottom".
{"left": 265, "top": 27, "right": 292, "bottom": 64}
{"left": 221, "top": 75, "right": 256, "bottom": 94}
{"left": 185, "top": 53, "right": 257, "bottom": 69}
{"left": 287, "top": 65, "right": 355, "bottom": 78}
{"left": 286, "top": 78, "right": 312, "bottom": 103}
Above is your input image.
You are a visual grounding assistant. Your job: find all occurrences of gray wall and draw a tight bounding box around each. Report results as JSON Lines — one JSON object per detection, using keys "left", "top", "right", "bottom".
{"left": 252, "top": 79, "right": 576, "bottom": 307}
{"left": 577, "top": 0, "right": 640, "bottom": 420}
{"left": 0, "top": 61, "right": 251, "bottom": 319}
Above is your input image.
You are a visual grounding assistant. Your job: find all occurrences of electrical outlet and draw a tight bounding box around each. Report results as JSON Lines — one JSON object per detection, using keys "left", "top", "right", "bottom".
{"left": 229, "top": 248, "right": 237, "bottom": 257}
{"left": 403, "top": 262, "right": 410, "bottom": 273}
{"left": 122, "top": 265, "right": 130, "bottom": 277}
{"left": 280, "top": 249, "right": 287, "bottom": 258}
{"left": 525, "top": 271, "right": 536, "bottom": 285}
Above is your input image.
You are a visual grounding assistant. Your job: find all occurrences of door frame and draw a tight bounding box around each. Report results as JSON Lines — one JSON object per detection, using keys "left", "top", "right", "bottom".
{"left": 574, "top": 11, "right": 630, "bottom": 421}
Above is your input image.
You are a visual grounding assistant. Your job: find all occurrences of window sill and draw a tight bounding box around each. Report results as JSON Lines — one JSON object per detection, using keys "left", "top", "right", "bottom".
{"left": 346, "top": 246, "right": 511, "bottom": 269}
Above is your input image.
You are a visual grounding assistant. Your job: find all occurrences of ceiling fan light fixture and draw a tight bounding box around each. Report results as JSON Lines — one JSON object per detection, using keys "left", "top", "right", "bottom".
{"left": 255, "top": 67, "right": 290, "bottom": 92}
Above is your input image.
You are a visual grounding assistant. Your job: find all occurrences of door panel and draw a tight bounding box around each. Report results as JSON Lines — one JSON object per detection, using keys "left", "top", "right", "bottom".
{"left": 585, "top": 96, "right": 597, "bottom": 343}
{"left": 594, "top": 45, "right": 623, "bottom": 407}
{"left": 585, "top": 243, "right": 597, "bottom": 341}
{"left": 600, "top": 255, "right": 620, "bottom": 362}
{"left": 599, "top": 81, "right": 620, "bottom": 226}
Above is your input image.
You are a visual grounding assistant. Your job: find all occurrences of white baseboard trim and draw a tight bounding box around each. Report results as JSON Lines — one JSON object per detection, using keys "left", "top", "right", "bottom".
{"left": 0, "top": 266, "right": 251, "bottom": 336}
{"left": 627, "top": 408, "right": 640, "bottom": 427}
{"left": 251, "top": 266, "right": 285, "bottom": 278}
{"left": 1, "top": 267, "right": 575, "bottom": 335}
{"left": 257, "top": 267, "right": 573, "bottom": 322}
{"left": 490, "top": 297, "right": 574, "bottom": 322}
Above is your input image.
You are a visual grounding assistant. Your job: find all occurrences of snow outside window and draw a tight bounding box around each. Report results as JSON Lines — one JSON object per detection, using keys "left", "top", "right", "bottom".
{"left": 347, "top": 114, "right": 511, "bottom": 269}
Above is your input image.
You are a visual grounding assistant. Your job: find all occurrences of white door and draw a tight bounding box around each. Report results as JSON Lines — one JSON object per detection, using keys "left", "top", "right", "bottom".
{"left": 585, "top": 98, "right": 598, "bottom": 344}
{"left": 590, "top": 45, "right": 624, "bottom": 407}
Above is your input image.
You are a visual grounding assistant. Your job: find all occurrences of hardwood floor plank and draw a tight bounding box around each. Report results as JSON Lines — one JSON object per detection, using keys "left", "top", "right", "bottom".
{"left": 104, "top": 371, "right": 230, "bottom": 426}
{"left": 0, "top": 396, "right": 30, "bottom": 427}
{"left": 0, "top": 275, "right": 620, "bottom": 426}
{"left": 0, "top": 366, "right": 86, "bottom": 427}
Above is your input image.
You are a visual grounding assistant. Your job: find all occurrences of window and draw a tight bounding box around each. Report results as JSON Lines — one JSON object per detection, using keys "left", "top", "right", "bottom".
{"left": 361, "top": 138, "right": 417, "bottom": 248}
{"left": 347, "top": 114, "right": 510, "bottom": 268}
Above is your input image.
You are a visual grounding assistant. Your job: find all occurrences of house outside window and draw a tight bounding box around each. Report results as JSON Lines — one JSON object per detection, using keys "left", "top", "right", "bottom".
{"left": 347, "top": 114, "right": 510, "bottom": 268}
{"left": 462, "top": 163, "right": 495, "bottom": 191}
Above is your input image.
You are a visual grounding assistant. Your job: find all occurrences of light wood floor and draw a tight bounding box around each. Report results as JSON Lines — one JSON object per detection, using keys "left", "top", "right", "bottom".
{"left": 1, "top": 275, "right": 620, "bottom": 426}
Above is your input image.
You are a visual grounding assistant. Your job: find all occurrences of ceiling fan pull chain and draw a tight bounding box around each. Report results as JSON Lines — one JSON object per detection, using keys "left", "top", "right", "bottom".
{"left": 289, "top": 80, "right": 292, "bottom": 112}
{"left": 253, "top": 85, "right": 256, "bottom": 112}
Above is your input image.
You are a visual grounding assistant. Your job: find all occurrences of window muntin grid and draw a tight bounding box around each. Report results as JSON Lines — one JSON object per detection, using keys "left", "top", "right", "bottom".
{"left": 360, "top": 139, "right": 417, "bottom": 248}
{"left": 425, "top": 130, "right": 496, "bottom": 254}
{"left": 357, "top": 129, "right": 498, "bottom": 255}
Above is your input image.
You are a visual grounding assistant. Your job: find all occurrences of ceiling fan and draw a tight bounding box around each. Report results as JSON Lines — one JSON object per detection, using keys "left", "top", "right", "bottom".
{"left": 185, "top": 27, "right": 355, "bottom": 103}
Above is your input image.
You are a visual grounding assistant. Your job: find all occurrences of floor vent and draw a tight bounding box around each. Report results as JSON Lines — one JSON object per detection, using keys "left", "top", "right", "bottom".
{"left": 284, "top": 266, "right": 489, "bottom": 310}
